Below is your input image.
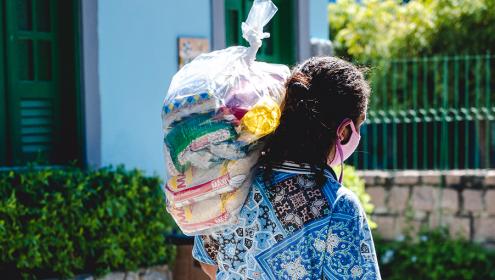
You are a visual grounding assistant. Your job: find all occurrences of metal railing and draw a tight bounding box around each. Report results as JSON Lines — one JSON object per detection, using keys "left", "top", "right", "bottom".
{"left": 351, "top": 54, "right": 495, "bottom": 170}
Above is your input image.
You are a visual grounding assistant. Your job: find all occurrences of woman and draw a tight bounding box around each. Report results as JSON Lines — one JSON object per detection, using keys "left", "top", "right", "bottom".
{"left": 193, "top": 57, "right": 381, "bottom": 279}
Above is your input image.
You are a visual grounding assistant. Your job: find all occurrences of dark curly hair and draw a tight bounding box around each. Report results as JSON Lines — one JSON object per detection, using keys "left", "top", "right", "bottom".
{"left": 259, "top": 56, "right": 370, "bottom": 185}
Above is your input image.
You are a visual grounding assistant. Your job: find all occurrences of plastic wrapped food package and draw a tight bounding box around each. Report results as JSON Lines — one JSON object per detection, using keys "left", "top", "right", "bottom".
{"left": 164, "top": 112, "right": 238, "bottom": 174}
{"left": 164, "top": 147, "right": 261, "bottom": 207}
{"left": 162, "top": 0, "right": 289, "bottom": 235}
{"left": 165, "top": 176, "right": 252, "bottom": 235}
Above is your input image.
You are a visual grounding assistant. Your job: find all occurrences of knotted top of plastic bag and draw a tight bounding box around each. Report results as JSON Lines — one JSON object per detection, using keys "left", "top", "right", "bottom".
{"left": 165, "top": 0, "right": 284, "bottom": 107}
{"left": 242, "top": 0, "right": 277, "bottom": 64}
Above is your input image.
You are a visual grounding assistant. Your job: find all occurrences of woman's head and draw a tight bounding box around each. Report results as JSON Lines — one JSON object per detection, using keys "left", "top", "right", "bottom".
{"left": 260, "top": 56, "right": 370, "bottom": 175}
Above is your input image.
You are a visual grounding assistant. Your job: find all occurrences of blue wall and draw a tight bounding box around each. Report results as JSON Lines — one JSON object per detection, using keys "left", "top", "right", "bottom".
{"left": 310, "top": 0, "right": 329, "bottom": 39}
{"left": 98, "top": 0, "right": 211, "bottom": 177}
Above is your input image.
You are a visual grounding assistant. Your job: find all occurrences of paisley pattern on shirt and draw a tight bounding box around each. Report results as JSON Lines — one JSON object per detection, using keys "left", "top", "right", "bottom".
{"left": 256, "top": 216, "right": 331, "bottom": 279}
{"left": 322, "top": 193, "right": 379, "bottom": 280}
{"left": 265, "top": 175, "right": 331, "bottom": 233}
{"left": 193, "top": 163, "right": 381, "bottom": 280}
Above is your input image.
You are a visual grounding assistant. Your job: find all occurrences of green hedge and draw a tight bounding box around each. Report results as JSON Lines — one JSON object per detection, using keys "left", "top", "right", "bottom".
{"left": 339, "top": 165, "right": 376, "bottom": 229}
{"left": 375, "top": 229, "right": 495, "bottom": 280}
{"left": 0, "top": 166, "right": 176, "bottom": 279}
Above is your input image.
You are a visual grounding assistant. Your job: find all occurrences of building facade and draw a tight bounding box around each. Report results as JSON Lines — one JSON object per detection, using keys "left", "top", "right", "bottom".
{"left": 0, "top": 0, "right": 329, "bottom": 177}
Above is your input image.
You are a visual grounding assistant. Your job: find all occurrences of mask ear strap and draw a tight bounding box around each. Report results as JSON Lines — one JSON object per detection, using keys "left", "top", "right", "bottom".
{"left": 336, "top": 140, "right": 344, "bottom": 183}
{"left": 335, "top": 118, "right": 351, "bottom": 183}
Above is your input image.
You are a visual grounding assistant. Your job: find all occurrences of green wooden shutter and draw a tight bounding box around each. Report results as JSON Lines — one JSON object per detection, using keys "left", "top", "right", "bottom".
{"left": 267, "top": 0, "right": 295, "bottom": 66}
{"left": 225, "top": 0, "right": 244, "bottom": 47}
{"left": 5, "top": 0, "right": 61, "bottom": 165}
{"left": 0, "top": 1, "right": 7, "bottom": 165}
{"left": 225, "top": 0, "right": 296, "bottom": 66}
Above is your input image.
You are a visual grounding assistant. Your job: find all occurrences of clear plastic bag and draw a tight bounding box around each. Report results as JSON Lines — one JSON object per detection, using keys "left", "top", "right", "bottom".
{"left": 162, "top": 0, "right": 289, "bottom": 235}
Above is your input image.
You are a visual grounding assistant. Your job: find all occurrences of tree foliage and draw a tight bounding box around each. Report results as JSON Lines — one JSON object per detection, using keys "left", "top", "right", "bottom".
{"left": 329, "top": 0, "right": 495, "bottom": 61}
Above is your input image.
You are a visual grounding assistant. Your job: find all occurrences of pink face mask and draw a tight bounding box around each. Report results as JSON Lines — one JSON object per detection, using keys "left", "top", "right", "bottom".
{"left": 327, "top": 118, "right": 361, "bottom": 183}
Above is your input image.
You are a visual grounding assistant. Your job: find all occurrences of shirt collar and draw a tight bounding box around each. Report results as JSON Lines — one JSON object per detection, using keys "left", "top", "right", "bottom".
{"left": 268, "top": 161, "right": 338, "bottom": 181}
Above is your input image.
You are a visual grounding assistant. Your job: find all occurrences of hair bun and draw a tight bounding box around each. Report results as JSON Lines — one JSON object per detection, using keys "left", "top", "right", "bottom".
{"left": 289, "top": 82, "right": 308, "bottom": 109}
{"left": 287, "top": 72, "right": 310, "bottom": 98}
{"left": 291, "top": 81, "right": 309, "bottom": 92}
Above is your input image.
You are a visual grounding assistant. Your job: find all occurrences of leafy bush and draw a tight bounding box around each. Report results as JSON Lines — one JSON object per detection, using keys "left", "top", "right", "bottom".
{"left": 329, "top": 0, "right": 495, "bottom": 61}
{"left": 375, "top": 228, "right": 495, "bottom": 280}
{"left": 339, "top": 165, "right": 377, "bottom": 229}
{"left": 0, "top": 166, "right": 176, "bottom": 279}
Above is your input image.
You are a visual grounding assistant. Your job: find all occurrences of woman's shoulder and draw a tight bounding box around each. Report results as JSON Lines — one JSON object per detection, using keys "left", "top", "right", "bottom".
{"left": 331, "top": 186, "right": 365, "bottom": 219}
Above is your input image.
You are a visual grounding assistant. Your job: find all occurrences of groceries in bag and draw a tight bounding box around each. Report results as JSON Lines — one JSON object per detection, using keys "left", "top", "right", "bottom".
{"left": 162, "top": 0, "right": 289, "bottom": 235}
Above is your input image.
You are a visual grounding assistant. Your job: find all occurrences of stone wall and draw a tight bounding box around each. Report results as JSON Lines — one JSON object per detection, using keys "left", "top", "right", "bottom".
{"left": 87, "top": 246, "right": 208, "bottom": 280}
{"left": 358, "top": 170, "right": 495, "bottom": 247}
{"left": 81, "top": 265, "right": 172, "bottom": 280}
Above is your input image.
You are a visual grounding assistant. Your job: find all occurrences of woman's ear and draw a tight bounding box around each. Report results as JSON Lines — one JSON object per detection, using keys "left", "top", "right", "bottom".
{"left": 337, "top": 121, "right": 352, "bottom": 144}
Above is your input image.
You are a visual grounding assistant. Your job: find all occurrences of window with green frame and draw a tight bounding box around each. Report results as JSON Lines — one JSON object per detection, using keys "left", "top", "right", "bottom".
{"left": 224, "top": 0, "right": 296, "bottom": 66}
{"left": 0, "top": 0, "right": 81, "bottom": 166}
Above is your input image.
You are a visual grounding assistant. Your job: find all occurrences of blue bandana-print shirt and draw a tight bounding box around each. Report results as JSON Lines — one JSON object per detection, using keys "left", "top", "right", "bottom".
{"left": 193, "top": 162, "right": 381, "bottom": 280}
